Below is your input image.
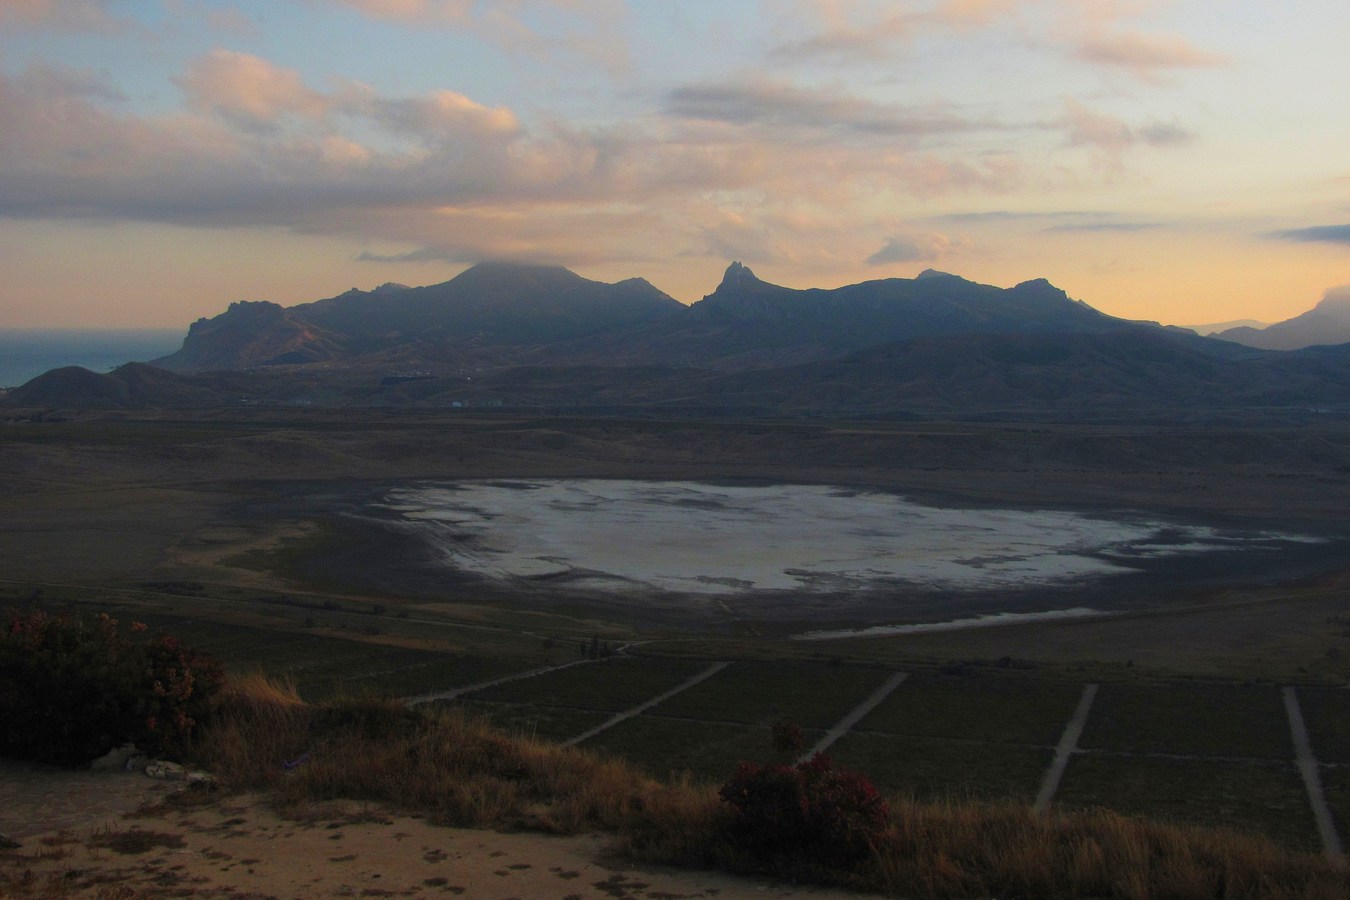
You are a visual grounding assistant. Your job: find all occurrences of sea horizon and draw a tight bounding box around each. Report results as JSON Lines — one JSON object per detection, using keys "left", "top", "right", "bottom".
{"left": 0, "top": 328, "right": 184, "bottom": 389}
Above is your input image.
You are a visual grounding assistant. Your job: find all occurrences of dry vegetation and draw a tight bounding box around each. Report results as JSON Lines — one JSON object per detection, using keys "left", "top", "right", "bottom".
{"left": 5, "top": 413, "right": 1350, "bottom": 896}
{"left": 186, "top": 673, "right": 1350, "bottom": 900}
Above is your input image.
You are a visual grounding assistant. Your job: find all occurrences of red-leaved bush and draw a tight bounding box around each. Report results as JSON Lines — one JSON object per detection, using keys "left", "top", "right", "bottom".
{"left": 0, "top": 609, "right": 223, "bottom": 765}
{"left": 717, "top": 753, "right": 889, "bottom": 869}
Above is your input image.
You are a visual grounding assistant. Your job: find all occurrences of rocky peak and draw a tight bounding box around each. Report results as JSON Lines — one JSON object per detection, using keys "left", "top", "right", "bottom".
{"left": 717, "top": 261, "right": 760, "bottom": 291}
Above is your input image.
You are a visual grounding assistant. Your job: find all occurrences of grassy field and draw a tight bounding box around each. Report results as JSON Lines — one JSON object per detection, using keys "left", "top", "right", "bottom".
{"left": 637, "top": 658, "right": 893, "bottom": 727}
{"left": 449, "top": 699, "right": 616, "bottom": 743}
{"left": 1296, "top": 686, "right": 1350, "bottom": 764}
{"left": 6, "top": 582, "right": 1348, "bottom": 853}
{"left": 1055, "top": 754, "right": 1319, "bottom": 851}
{"left": 1078, "top": 681, "right": 1294, "bottom": 759}
{"left": 468, "top": 657, "right": 708, "bottom": 710}
{"left": 829, "top": 732, "right": 1052, "bottom": 802}
{"left": 854, "top": 669, "right": 1084, "bottom": 745}
{"left": 5, "top": 412, "right": 1350, "bottom": 864}
{"left": 579, "top": 716, "right": 814, "bottom": 782}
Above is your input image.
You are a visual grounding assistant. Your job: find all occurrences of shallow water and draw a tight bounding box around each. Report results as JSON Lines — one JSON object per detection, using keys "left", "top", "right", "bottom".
{"left": 379, "top": 479, "right": 1319, "bottom": 598}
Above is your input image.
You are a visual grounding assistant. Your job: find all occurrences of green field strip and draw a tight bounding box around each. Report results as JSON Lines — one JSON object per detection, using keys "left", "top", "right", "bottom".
{"left": 106, "top": 610, "right": 548, "bottom": 701}
{"left": 404, "top": 657, "right": 600, "bottom": 706}
{"left": 1077, "top": 681, "right": 1293, "bottom": 759}
{"left": 644, "top": 660, "right": 895, "bottom": 728}
{"left": 1283, "top": 687, "right": 1344, "bottom": 860}
{"left": 1033, "top": 683, "right": 1098, "bottom": 813}
{"left": 564, "top": 661, "right": 731, "bottom": 746}
{"left": 853, "top": 671, "right": 1085, "bottom": 745}
{"left": 801, "top": 671, "right": 908, "bottom": 760}
{"left": 468, "top": 656, "right": 708, "bottom": 711}
{"left": 580, "top": 715, "right": 817, "bottom": 783}
{"left": 302, "top": 655, "right": 532, "bottom": 702}
{"left": 1056, "top": 753, "right": 1320, "bottom": 851}
{"left": 446, "top": 700, "right": 615, "bottom": 743}
{"left": 1294, "top": 686, "right": 1350, "bottom": 764}
{"left": 1320, "top": 766, "right": 1350, "bottom": 855}
{"left": 827, "top": 732, "right": 1051, "bottom": 803}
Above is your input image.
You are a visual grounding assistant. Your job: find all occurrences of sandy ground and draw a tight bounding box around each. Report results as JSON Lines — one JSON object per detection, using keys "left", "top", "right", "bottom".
{"left": 0, "top": 768, "right": 878, "bottom": 900}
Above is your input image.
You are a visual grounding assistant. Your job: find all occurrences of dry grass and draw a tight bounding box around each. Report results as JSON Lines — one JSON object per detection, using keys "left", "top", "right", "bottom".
{"left": 191, "top": 674, "right": 1350, "bottom": 900}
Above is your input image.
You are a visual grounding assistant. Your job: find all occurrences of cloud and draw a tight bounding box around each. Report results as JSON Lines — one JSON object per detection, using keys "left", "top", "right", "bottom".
{"left": 931, "top": 209, "right": 1097, "bottom": 224}
{"left": 206, "top": 8, "right": 262, "bottom": 37}
{"left": 1073, "top": 29, "right": 1228, "bottom": 82}
{"left": 325, "top": 0, "right": 632, "bottom": 76}
{"left": 935, "top": 0, "right": 1017, "bottom": 29}
{"left": 1061, "top": 98, "right": 1194, "bottom": 165}
{"left": 0, "top": 38, "right": 1178, "bottom": 282}
{"left": 1268, "top": 224, "right": 1350, "bottom": 245}
{"left": 1044, "top": 220, "right": 1160, "bottom": 233}
{"left": 327, "top": 0, "right": 474, "bottom": 25}
{"left": 364, "top": 88, "right": 521, "bottom": 139}
{"left": 866, "top": 231, "right": 965, "bottom": 266}
{"left": 926, "top": 209, "right": 1169, "bottom": 234}
{"left": 355, "top": 246, "right": 463, "bottom": 263}
{"left": 666, "top": 77, "right": 985, "bottom": 139}
{"left": 175, "top": 51, "right": 330, "bottom": 130}
{"left": 769, "top": 0, "right": 1018, "bottom": 62}
{"left": 770, "top": 13, "right": 914, "bottom": 62}
{"left": 12, "top": 60, "right": 125, "bottom": 103}
{"left": 0, "top": 0, "right": 125, "bottom": 31}
{"left": 0, "top": 52, "right": 766, "bottom": 245}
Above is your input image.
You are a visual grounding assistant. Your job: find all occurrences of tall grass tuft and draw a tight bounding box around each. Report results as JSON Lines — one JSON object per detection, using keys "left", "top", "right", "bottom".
{"left": 193, "top": 675, "right": 1350, "bottom": 900}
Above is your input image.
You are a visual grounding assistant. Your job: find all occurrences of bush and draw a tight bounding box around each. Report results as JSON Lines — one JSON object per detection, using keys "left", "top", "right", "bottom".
{"left": 717, "top": 752, "right": 888, "bottom": 871}
{"left": 0, "top": 609, "right": 223, "bottom": 766}
{"left": 139, "top": 632, "right": 226, "bottom": 760}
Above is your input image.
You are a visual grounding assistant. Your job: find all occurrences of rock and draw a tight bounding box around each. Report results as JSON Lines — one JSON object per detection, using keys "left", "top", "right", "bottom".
{"left": 90, "top": 743, "right": 139, "bottom": 773}
{"left": 186, "top": 770, "right": 215, "bottom": 785}
{"left": 144, "top": 761, "right": 185, "bottom": 781}
{"left": 0, "top": 833, "right": 20, "bottom": 850}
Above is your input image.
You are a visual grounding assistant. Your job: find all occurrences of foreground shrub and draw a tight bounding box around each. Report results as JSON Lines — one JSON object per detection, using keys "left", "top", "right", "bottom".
{"left": 0, "top": 608, "right": 223, "bottom": 765}
{"left": 717, "top": 752, "right": 888, "bottom": 871}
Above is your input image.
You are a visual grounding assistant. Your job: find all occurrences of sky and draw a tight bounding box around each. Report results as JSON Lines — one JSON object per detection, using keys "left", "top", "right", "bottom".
{"left": 0, "top": 0, "right": 1347, "bottom": 330}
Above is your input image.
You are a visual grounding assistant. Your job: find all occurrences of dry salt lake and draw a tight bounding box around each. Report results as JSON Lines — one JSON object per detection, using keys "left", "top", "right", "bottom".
{"left": 353, "top": 479, "right": 1337, "bottom": 634}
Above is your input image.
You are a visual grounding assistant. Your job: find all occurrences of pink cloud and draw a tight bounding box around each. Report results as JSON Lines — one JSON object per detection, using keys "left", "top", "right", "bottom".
{"left": 0, "top": 0, "right": 123, "bottom": 31}
{"left": 1074, "top": 29, "right": 1228, "bottom": 81}
{"left": 1062, "top": 97, "right": 1194, "bottom": 153}
{"left": 328, "top": 0, "right": 473, "bottom": 25}
{"left": 175, "top": 51, "right": 330, "bottom": 129}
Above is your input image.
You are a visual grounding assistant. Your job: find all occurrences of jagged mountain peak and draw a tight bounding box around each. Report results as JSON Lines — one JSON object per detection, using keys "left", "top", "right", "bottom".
{"left": 720, "top": 260, "right": 759, "bottom": 285}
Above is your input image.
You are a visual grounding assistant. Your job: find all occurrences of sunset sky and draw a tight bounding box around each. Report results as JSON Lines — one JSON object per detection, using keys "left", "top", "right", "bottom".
{"left": 1, "top": 0, "right": 1347, "bottom": 330}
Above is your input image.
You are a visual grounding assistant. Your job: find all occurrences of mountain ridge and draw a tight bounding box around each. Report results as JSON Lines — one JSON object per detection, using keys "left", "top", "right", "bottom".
{"left": 7, "top": 262, "right": 1349, "bottom": 419}
{"left": 1214, "top": 289, "right": 1350, "bottom": 350}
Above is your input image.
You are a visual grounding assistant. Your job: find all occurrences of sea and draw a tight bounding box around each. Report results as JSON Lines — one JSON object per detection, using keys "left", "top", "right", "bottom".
{"left": 0, "top": 329, "right": 185, "bottom": 389}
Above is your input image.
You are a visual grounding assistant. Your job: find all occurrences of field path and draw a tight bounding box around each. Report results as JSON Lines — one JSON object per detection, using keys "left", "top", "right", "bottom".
{"left": 565, "top": 661, "right": 733, "bottom": 747}
{"left": 1033, "top": 683, "right": 1098, "bottom": 812}
{"left": 800, "top": 671, "right": 908, "bottom": 761}
{"left": 403, "top": 657, "right": 599, "bottom": 707}
{"left": 1283, "top": 686, "right": 1345, "bottom": 861}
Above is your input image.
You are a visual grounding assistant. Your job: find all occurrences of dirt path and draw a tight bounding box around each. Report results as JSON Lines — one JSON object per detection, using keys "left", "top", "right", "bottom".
{"left": 1, "top": 791, "right": 881, "bottom": 899}
{"left": 800, "top": 671, "right": 908, "bottom": 761}
{"left": 1283, "top": 686, "right": 1345, "bottom": 861}
{"left": 0, "top": 759, "right": 180, "bottom": 843}
{"left": 404, "top": 657, "right": 600, "bottom": 706}
{"left": 1034, "top": 683, "right": 1098, "bottom": 813}
{"left": 566, "top": 661, "right": 732, "bottom": 747}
